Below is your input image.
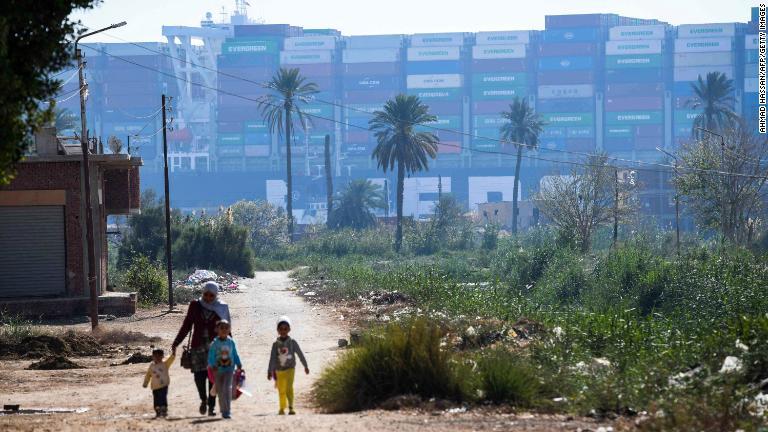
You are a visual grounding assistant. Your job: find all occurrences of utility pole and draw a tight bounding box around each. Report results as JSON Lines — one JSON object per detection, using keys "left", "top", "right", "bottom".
{"left": 613, "top": 168, "right": 619, "bottom": 248}
{"left": 384, "top": 179, "right": 390, "bottom": 219}
{"left": 437, "top": 175, "right": 443, "bottom": 220}
{"left": 656, "top": 147, "right": 680, "bottom": 255}
{"left": 75, "top": 21, "right": 127, "bottom": 330}
{"left": 126, "top": 135, "right": 131, "bottom": 155}
{"left": 324, "top": 134, "right": 333, "bottom": 228}
{"left": 162, "top": 94, "right": 174, "bottom": 310}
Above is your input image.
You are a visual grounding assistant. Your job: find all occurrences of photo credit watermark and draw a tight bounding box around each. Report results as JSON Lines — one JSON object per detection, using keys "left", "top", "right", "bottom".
{"left": 759, "top": 4, "right": 767, "bottom": 133}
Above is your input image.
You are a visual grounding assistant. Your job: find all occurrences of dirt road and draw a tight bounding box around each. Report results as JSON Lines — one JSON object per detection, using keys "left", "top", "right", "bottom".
{"left": 1, "top": 271, "right": 609, "bottom": 431}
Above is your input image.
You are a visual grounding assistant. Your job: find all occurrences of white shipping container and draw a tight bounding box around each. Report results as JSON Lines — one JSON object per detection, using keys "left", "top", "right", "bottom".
{"left": 103, "top": 42, "right": 164, "bottom": 56}
{"left": 746, "top": 34, "right": 759, "bottom": 50}
{"left": 674, "top": 38, "right": 733, "bottom": 53}
{"left": 411, "top": 33, "right": 465, "bottom": 47}
{"left": 745, "top": 77, "right": 759, "bottom": 93}
{"left": 406, "top": 74, "right": 463, "bottom": 89}
{"left": 673, "top": 66, "right": 734, "bottom": 82}
{"left": 266, "top": 180, "right": 287, "bottom": 209}
{"left": 605, "top": 40, "right": 663, "bottom": 55}
{"left": 472, "top": 44, "right": 526, "bottom": 59}
{"left": 538, "top": 84, "right": 594, "bottom": 99}
{"left": 346, "top": 35, "right": 404, "bottom": 49}
{"left": 407, "top": 46, "right": 461, "bottom": 61}
{"left": 476, "top": 31, "right": 530, "bottom": 45}
{"left": 674, "top": 52, "right": 735, "bottom": 67}
{"left": 609, "top": 25, "right": 666, "bottom": 41}
{"left": 280, "top": 50, "right": 333, "bottom": 64}
{"left": 677, "top": 23, "right": 736, "bottom": 39}
{"left": 403, "top": 177, "right": 452, "bottom": 218}
{"left": 342, "top": 48, "right": 400, "bottom": 63}
{"left": 284, "top": 36, "right": 337, "bottom": 51}
{"left": 468, "top": 176, "right": 519, "bottom": 211}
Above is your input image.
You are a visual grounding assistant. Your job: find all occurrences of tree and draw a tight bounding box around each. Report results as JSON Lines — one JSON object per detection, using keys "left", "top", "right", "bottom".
{"left": 500, "top": 97, "right": 546, "bottom": 235}
{"left": 687, "top": 71, "right": 738, "bottom": 136}
{"left": 431, "top": 194, "right": 472, "bottom": 250}
{"left": 117, "top": 190, "right": 181, "bottom": 267}
{"left": 229, "top": 200, "right": 289, "bottom": 255}
{"left": 370, "top": 94, "right": 439, "bottom": 252}
{"left": 536, "top": 154, "right": 638, "bottom": 252}
{"left": 107, "top": 135, "right": 123, "bottom": 154}
{"left": 675, "top": 124, "right": 768, "bottom": 244}
{"left": 0, "top": 0, "right": 97, "bottom": 184}
{"left": 257, "top": 68, "right": 319, "bottom": 241}
{"left": 328, "top": 179, "right": 385, "bottom": 230}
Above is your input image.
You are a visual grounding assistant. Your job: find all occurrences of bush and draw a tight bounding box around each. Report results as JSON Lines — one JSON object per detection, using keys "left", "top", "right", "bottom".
{"left": 173, "top": 215, "right": 255, "bottom": 277}
{"left": 481, "top": 223, "right": 500, "bottom": 250}
{"left": 300, "top": 228, "right": 393, "bottom": 257}
{"left": 230, "top": 200, "right": 288, "bottom": 256}
{"left": 313, "top": 319, "right": 471, "bottom": 412}
{"left": 124, "top": 255, "right": 168, "bottom": 305}
{"left": 477, "top": 347, "right": 540, "bottom": 406}
{"left": 534, "top": 250, "right": 590, "bottom": 305}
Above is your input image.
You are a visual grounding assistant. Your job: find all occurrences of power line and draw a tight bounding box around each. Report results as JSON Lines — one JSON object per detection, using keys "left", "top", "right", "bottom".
{"left": 80, "top": 44, "right": 768, "bottom": 181}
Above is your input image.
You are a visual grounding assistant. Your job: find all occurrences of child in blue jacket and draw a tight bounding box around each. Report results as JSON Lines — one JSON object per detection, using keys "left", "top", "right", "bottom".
{"left": 207, "top": 320, "right": 242, "bottom": 419}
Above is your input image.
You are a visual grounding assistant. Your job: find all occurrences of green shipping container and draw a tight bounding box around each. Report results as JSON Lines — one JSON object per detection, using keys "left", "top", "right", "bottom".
{"left": 407, "top": 88, "right": 462, "bottom": 101}
{"left": 244, "top": 121, "right": 269, "bottom": 132}
{"left": 472, "top": 115, "right": 510, "bottom": 128}
{"left": 471, "top": 73, "right": 528, "bottom": 87}
{"left": 605, "top": 111, "right": 663, "bottom": 125}
{"left": 302, "top": 105, "right": 335, "bottom": 119}
{"left": 605, "top": 54, "right": 663, "bottom": 69}
{"left": 472, "top": 87, "right": 528, "bottom": 101}
{"left": 222, "top": 40, "right": 280, "bottom": 55}
{"left": 218, "top": 134, "right": 244, "bottom": 146}
{"left": 472, "top": 138, "right": 499, "bottom": 151}
{"left": 543, "top": 112, "right": 594, "bottom": 127}
{"left": 425, "top": 115, "right": 462, "bottom": 130}
{"left": 605, "top": 126, "right": 634, "bottom": 138}
{"left": 674, "top": 110, "right": 701, "bottom": 124}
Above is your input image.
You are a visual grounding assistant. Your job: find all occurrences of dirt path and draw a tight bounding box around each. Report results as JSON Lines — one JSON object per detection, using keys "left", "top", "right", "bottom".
{"left": 1, "top": 271, "right": 610, "bottom": 432}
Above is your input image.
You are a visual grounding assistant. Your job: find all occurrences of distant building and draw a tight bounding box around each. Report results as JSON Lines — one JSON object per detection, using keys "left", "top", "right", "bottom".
{"left": 0, "top": 128, "right": 142, "bottom": 317}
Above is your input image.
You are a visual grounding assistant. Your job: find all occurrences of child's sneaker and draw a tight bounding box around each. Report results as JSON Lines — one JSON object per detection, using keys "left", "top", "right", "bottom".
{"left": 208, "top": 406, "right": 216, "bottom": 417}
{"left": 278, "top": 409, "right": 285, "bottom": 415}
{"left": 222, "top": 412, "right": 231, "bottom": 419}
{"left": 154, "top": 407, "right": 161, "bottom": 418}
{"left": 161, "top": 407, "right": 168, "bottom": 417}
{"left": 289, "top": 409, "right": 296, "bottom": 415}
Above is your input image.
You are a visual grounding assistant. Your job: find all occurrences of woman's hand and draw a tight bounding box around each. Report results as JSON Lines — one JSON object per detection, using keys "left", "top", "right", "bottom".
{"left": 304, "top": 367, "right": 310, "bottom": 375}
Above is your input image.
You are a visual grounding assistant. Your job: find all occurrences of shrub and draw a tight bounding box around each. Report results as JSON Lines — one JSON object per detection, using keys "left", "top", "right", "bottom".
{"left": 477, "top": 347, "right": 540, "bottom": 406}
{"left": 481, "top": 223, "right": 500, "bottom": 250}
{"left": 173, "top": 215, "right": 255, "bottom": 277}
{"left": 123, "top": 255, "right": 168, "bottom": 305}
{"left": 534, "top": 250, "right": 590, "bottom": 305}
{"left": 230, "top": 200, "right": 288, "bottom": 256}
{"left": 313, "top": 319, "right": 471, "bottom": 412}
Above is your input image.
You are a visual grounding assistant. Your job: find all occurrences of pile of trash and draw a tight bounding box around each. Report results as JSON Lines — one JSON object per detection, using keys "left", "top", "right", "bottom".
{"left": 179, "top": 269, "right": 240, "bottom": 292}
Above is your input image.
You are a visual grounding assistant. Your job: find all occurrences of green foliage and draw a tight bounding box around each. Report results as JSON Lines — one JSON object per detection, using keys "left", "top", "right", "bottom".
{"left": 229, "top": 200, "right": 288, "bottom": 256}
{"left": 328, "top": 179, "right": 385, "bottom": 230}
{"left": 118, "top": 190, "right": 179, "bottom": 267}
{"left": 477, "top": 348, "right": 540, "bottom": 406}
{"left": 534, "top": 249, "right": 590, "bottom": 305}
{"left": 173, "top": 213, "right": 255, "bottom": 277}
{"left": 481, "top": 223, "right": 500, "bottom": 250}
{"left": 123, "top": 255, "right": 168, "bottom": 305}
{"left": 0, "top": 0, "right": 98, "bottom": 183}
{"left": 313, "top": 319, "right": 471, "bottom": 412}
{"left": 490, "top": 236, "right": 558, "bottom": 291}
{"left": 299, "top": 228, "right": 394, "bottom": 258}
{"left": 0, "top": 313, "right": 43, "bottom": 344}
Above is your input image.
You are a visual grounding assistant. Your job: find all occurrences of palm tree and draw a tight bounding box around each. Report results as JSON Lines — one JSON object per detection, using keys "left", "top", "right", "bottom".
{"left": 687, "top": 71, "right": 737, "bottom": 135}
{"left": 328, "top": 179, "right": 385, "bottom": 230}
{"left": 500, "top": 97, "right": 546, "bottom": 235}
{"left": 370, "top": 94, "right": 439, "bottom": 252}
{"left": 257, "top": 68, "right": 318, "bottom": 241}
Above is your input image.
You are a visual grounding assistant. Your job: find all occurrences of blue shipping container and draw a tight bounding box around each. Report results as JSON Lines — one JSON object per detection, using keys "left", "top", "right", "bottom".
{"left": 406, "top": 61, "right": 463, "bottom": 74}
{"left": 672, "top": 82, "right": 695, "bottom": 96}
{"left": 538, "top": 56, "right": 595, "bottom": 71}
{"left": 542, "top": 28, "right": 601, "bottom": 43}
{"left": 605, "top": 68, "right": 664, "bottom": 84}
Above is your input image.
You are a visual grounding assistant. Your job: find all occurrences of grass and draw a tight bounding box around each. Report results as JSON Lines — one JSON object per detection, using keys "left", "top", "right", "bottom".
{"left": 0, "top": 313, "right": 45, "bottom": 344}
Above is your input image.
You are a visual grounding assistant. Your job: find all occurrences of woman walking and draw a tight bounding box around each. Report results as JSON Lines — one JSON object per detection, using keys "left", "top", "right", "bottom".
{"left": 172, "top": 281, "right": 231, "bottom": 416}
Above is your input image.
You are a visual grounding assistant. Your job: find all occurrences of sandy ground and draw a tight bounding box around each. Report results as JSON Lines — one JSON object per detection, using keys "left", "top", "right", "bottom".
{"left": 0, "top": 271, "right": 612, "bottom": 432}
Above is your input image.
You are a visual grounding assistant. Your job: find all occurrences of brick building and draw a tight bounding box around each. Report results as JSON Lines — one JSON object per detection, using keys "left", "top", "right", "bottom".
{"left": 0, "top": 128, "right": 142, "bottom": 317}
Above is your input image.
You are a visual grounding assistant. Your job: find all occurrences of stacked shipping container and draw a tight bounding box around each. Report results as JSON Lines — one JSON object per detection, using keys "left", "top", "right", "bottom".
{"left": 406, "top": 34, "right": 467, "bottom": 156}
{"left": 470, "top": 31, "right": 531, "bottom": 152}
{"left": 536, "top": 20, "right": 603, "bottom": 154}
{"left": 672, "top": 23, "right": 738, "bottom": 143}
{"left": 603, "top": 25, "right": 668, "bottom": 161}
{"left": 743, "top": 34, "right": 759, "bottom": 126}
{"left": 341, "top": 35, "right": 404, "bottom": 158}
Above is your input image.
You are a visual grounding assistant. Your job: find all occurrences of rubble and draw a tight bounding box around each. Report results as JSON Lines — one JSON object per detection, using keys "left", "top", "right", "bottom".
{"left": 176, "top": 269, "right": 241, "bottom": 296}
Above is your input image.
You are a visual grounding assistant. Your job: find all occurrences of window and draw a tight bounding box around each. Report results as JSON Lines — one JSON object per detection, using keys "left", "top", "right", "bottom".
{"left": 487, "top": 191, "right": 503, "bottom": 203}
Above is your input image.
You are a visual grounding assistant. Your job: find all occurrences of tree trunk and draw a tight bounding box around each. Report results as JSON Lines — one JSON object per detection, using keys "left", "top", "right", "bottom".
{"left": 324, "top": 134, "right": 333, "bottom": 228}
{"left": 285, "top": 108, "right": 293, "bottom": 242}
{"left": 511, "top": 144, "right": 523, "bottom": 235}
{"left": 395, "top": 160, "right": 405, "bottom": 253}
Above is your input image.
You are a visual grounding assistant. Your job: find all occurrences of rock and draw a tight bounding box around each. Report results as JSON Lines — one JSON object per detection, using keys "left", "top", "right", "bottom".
{"left": 337, "top": 339, "right": 349, "bottom": 348}
{"left": 719, "top": 356, "right": 743, "bottom": 374}
{"left": 464, "top": 326, "right": 477, "bottom": 337}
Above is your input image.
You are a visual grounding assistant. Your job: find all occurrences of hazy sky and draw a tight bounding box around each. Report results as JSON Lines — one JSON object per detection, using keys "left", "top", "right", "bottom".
{"left": 71, "top": 0, "right": 755, "bottom": 42}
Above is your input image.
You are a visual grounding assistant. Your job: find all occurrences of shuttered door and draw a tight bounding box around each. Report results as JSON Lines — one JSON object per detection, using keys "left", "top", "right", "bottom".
{"left": 0, "top": 206, "right": 66, "bottom": 297}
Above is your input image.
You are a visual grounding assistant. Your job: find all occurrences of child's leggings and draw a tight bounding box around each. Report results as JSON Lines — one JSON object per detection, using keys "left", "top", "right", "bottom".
{"left": 276, "top": 368, "right": 295, "bottom": 411}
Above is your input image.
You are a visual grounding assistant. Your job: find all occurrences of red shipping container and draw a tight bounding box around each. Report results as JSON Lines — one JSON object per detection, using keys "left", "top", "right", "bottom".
{"left": 635, "top": 137, "right": 663, "bottom": 150}
{"left": 538, "top": 42, "right": 597, "bottom": 57}
{"left": 537, "top": 70, "right": 594, "bottom": 85}
{"left": 343, "top": 90, "right": 399, "bottom": 103}
{"left": 470, "top": 59, "right": 527, "bottom": 73}
{"left": 565, "top": 138, "right": 595, "bottom": 152}
{"left": 343, "top": 62, "right": 400, "bottom": 75}
{"left": 345, "top": 130, "right": 372, "bottom": 143}
{"left": 472, "top": 101, "right": 510, "bottom": 114}
{"left": 438, "top": 141, "right": 462, "bottom": 154}
{"left": 605, "top": 83, "right": 664, "bottom": 98}
{"left": 604, "top": 97, "right": 663, "bottom": 111}
{"left": 635, "top": 124, "right": 664, "bottom": 138}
